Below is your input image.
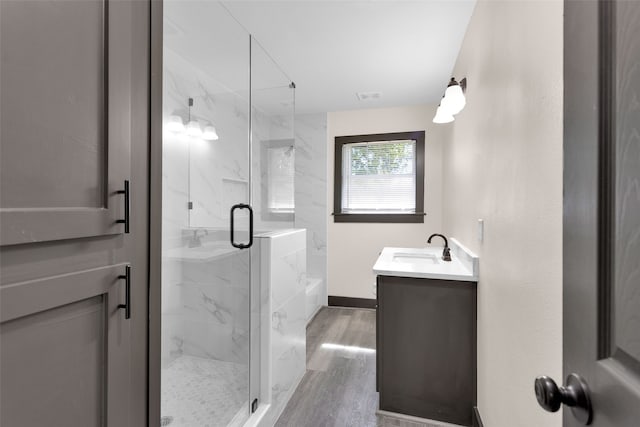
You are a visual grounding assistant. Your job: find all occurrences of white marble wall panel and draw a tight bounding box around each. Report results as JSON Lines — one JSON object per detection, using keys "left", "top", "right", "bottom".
{"left": 250, "top": 42, "right": 295, "bottom": 234}
{"left": 162, "top": 312, "right": 184, "bottom": 369}
{"left": 270, "top": 248, "right": 306, "bottom": 309}
{"left": 294, "top": 113, "right": 328, "bottom": 306}
{"left": 164, "top": 48, "right": 250, "bottom": 230}
{"left": 271, "top": 283, "right": 306, "bottom": 364}
{"left": 271, "top": 332, "right": 306, "bottom": 410}
{"left": 178, "top": 248, "right": 251, "bottom": 364}
{"left": 161, "top": 257, "right": 185, "bottom": 368}
{"left": 161, "top": 74, "right": 190, "bottom": 365}
{"left": 165, "top": 44, "right": 295, "bottom": 233}
{"left": 256, "top": 229, "right": 307, "bottom": 424}
{"left": 305, "top": 278, "right": 324, "bottom": 323}
{"left": 162, "top": 6, "right": 301, "bottom": 425}
{"left": 162, "top": 5, "right": 252, "bottom": 369}
{"left": 252, "top": 111, "right": 295, "bottom": 233}
{"left": 188, "top": 91, "right": 250, "bottom": 229}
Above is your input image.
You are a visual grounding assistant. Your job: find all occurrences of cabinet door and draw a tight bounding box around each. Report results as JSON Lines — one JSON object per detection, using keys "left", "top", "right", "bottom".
{"left": 378, "top": 276, "right": 477, "bottom": 426}
{"left": 0, "top": 0, "right": 131, "bottom": 245}
{"left": 1, "top": 265, "right": 131, "bottom": 427}
{"left": 0, "top": 0, "right": 150, "bottom": 426}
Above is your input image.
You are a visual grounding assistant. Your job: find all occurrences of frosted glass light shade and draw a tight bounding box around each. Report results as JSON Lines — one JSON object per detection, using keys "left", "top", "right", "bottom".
{"left": 166, "top": 115, "right": 185, "bottom": 133}
{"left": 202, "top": 126, "right": 219, "bottom": 141}
{"left": 433, "top": 106, "right": 454, "bottom": 124}
{"left": 442, "top": 84, "right": 466, "bottom": 115}
{"left": 186, "top": 120, "right": 202, "bottom": 137}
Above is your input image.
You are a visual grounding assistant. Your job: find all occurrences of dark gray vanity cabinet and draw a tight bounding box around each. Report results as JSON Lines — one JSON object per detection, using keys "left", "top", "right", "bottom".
{"left": 376, "top": 275, "right": 477, "bottom": 426}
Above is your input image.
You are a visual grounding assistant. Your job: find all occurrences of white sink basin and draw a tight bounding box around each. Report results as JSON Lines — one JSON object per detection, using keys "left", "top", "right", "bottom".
{"left": 373, "top": 239, "right": 479, "bottom": 282}
{"left": 392, "top": 252, "right": 439, "bottom": 264}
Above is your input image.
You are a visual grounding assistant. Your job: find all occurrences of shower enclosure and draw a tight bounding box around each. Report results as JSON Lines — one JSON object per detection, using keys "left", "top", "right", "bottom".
{"left": 161, "top": 2, "right": 295, "bottom": 426}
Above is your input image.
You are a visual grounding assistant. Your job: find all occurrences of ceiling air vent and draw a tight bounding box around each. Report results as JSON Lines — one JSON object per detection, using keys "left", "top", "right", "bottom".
{"left": 356, "top": 91, "right": 382, "bottom": 101}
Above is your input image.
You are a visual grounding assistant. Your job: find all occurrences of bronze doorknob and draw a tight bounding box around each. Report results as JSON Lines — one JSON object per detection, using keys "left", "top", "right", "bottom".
{"left": 534, "top": 373, "right": 592, "bottom": 425}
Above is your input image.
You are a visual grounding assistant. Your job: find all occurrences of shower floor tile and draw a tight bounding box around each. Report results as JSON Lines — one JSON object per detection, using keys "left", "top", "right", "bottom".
{"left": 161, "top": 355, "right": 248, "bottom": 427}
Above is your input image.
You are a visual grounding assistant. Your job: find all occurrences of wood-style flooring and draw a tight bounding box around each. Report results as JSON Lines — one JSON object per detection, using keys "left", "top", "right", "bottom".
{"left": 275, "top": 307, "right": 441, "bottom": 427}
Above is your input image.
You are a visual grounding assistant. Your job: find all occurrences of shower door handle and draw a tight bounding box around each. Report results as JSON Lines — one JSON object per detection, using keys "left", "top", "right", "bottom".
{"left": 230, "top": 203, "right": 253, "bottom": 249}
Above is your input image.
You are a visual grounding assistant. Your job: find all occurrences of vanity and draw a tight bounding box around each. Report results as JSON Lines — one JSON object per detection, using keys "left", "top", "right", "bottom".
{"left": 373, "top": 238, "right": 479, "bottom": 426}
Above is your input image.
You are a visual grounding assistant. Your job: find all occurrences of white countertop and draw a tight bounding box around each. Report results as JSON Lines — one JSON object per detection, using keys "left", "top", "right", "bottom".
{"left": 163, "top": 229, "right": 307, "bottom": 262}
{"left": 163, "top": 242, "right": 238, "bottom": 262}
{"left": 373, "top": 238, "right": 479, "bottom": 282}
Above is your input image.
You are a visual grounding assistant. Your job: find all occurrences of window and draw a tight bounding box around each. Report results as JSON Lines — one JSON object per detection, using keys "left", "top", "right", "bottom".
{"left": 333, "top": 131, "right": 425, "bottom": 223}
{"left": 261, "top": 139, "right": 295, "bottom": 221}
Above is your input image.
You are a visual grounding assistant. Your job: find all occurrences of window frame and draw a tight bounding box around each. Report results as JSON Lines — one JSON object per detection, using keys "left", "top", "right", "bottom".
{"left": 333, "top": 131, "right": 425, "bottom": 223}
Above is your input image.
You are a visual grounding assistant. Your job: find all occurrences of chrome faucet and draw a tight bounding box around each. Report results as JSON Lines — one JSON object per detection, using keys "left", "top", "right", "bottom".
{"left": 188, "top": 229, "right": 208, "bottom": 248}
{"left": 427, "top": 233, "right": 451, "bottom": 262}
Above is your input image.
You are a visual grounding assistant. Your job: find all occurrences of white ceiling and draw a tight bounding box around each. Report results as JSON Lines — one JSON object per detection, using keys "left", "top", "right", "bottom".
{"left": 222, "top": 0, "right": 476, "bottom": 114}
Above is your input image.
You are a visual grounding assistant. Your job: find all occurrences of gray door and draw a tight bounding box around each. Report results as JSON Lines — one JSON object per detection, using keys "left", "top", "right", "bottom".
{"left": 0, "top": 0, "right": 150, "bottom": 426}
{"left": 534, "top": 0, "right": 640, "bottom": 425}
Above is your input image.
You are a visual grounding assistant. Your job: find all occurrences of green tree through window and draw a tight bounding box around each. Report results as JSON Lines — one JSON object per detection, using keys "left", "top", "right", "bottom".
{"left": 349, "top": 141, "right": 414, "bottom": 176}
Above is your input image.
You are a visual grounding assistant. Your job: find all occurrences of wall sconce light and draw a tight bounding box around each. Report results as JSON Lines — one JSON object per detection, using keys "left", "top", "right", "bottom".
{"left": 202, "top": 125, "right": 219, "bottom": 141}
{"left": 166, "top": 97, "right": 219, "bottom": 140}
{"left": 433, "top": 77, "right": 467, "bottom": 124}
{"left": 167, "top": 115, "right": 185, "bottom": 133}
{"left": 185, "top": 97, "right": 202, "bottom": 137}
{"left": 433, "top": 105, "right": 454, "bottom": 124}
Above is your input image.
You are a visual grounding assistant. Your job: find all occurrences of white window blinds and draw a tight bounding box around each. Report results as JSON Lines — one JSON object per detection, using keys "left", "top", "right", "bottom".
{"left": 341, "top": 139, "right": 416, "bottom": 213}
{"left": 267, "top": 145, "right": 295, "bottom": 213}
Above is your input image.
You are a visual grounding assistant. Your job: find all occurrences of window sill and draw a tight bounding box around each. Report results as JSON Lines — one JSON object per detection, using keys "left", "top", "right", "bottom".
{"left": 332, "top": 212, "right": 426, "bottom": 223}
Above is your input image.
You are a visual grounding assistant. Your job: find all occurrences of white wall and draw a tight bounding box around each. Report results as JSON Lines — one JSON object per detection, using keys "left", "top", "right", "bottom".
{"left": 327, "top": 105, "right": 447, "bottom": 299}
{"left": 442, "top": 1, "right": 563, "bottom": 426}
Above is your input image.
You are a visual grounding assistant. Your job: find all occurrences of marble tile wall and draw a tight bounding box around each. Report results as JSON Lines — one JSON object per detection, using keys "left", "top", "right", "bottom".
{"left": 162, "top": 6, "right": 308, "bottom": 423}
{"left": 252, "top": 111, "right": 295, "bottom": 233}
{"left": 161, "top": 7, "right": 251, "bottom": 366}
{"left": 162, "top": 61, "right": 249, "bottom": 367}
{"left": 162, "top": 45, "right": 296, "bottom": 368}
{"left": 256, "top": 229, "right": 307, "bottom": 424}
{"left": 179, "top": 246, "right": 251, "bottom": 364}
{"left": 165, "top": 47, "right": 251, "bottom": 230}
{"left": 294, "top": 114, "right": 328, "bottom": 306}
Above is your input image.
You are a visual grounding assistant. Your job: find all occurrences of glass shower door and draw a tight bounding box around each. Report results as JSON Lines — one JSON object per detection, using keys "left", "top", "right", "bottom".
{"left": 248, "top": 37, "right": 297, "bottom": 416}
{"left": 250, "top": 38, "right": 296, "bottom": 234}
{"left": 161, "top": 2, "right": 252, "bottom": 426}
